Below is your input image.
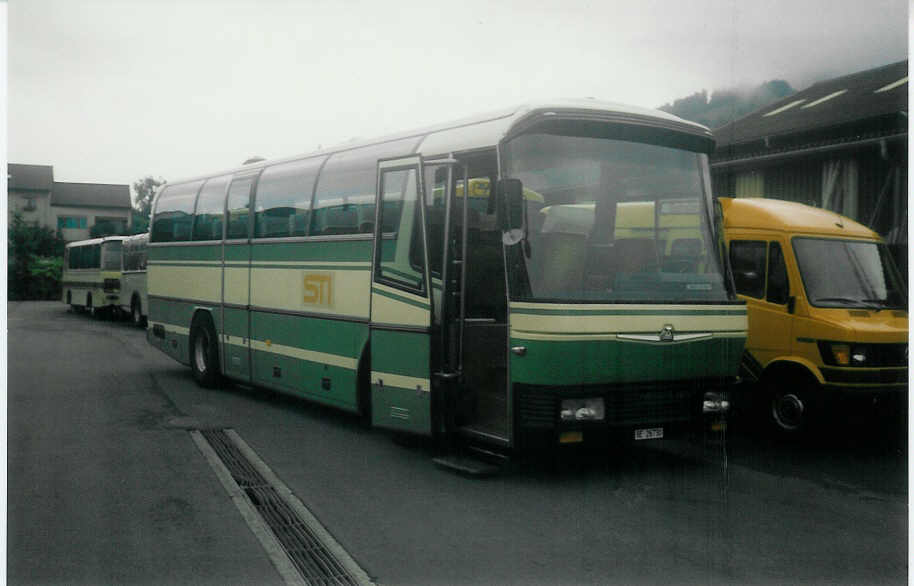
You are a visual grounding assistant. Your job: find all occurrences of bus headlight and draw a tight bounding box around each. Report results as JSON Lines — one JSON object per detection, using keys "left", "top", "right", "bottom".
{"left": 560, "top": 398, "right": 605, "bottom": 421}
{"left": 702, "top": 392, "right": 730, "bottom": 413}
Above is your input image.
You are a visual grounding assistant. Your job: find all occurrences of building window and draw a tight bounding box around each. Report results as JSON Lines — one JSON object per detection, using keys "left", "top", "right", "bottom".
{"left": 95, "top": 216, "right": 127, "bottom": 234}
{"left": 58, "top": 216, "right": 88, "bottom": 229}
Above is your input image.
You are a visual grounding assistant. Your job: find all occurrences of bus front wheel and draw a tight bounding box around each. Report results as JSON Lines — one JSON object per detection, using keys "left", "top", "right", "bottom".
{"left": 190, "top": 315, "right": 221, "bottom": 388}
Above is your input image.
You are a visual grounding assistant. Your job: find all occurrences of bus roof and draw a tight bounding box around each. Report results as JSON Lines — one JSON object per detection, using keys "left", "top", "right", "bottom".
{"left": 719, "top": 197, "right": 879, "bottom": 239}
{"left": 65, "top": 235, "right": 129, "bottom": 248}
{"left": 163, "top": 99, "right": 712, "bottom": 187}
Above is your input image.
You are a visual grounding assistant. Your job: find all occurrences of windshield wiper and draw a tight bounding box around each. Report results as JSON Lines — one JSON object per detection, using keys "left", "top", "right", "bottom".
{"left": 814, "top": 297, "right": 882, "bottom": 309}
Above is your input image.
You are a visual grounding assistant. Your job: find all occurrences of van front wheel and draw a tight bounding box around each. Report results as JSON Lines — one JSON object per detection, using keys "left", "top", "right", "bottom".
{"left": 769, "top": 382, "right": 813, "bottom": 434}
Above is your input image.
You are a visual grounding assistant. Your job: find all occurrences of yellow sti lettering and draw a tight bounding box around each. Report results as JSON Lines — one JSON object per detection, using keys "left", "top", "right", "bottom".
{"left": 303, "top": 272, "right": 333, "bottom": 307}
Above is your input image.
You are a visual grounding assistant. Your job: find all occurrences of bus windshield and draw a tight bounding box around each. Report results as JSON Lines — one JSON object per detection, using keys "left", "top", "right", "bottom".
{"left": 102, "top": 241, "right": 122, "bottom": 271}
{"left": 502, "top": 131, "right": 727, "bottom": 302}
{"left": 792, "top": 237, "right": 906, "bottom": 309}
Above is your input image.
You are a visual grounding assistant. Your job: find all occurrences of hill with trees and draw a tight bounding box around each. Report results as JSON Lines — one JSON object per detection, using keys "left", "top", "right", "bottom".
{"left": 659, "top": 80, "right": 796, "bottom": 129}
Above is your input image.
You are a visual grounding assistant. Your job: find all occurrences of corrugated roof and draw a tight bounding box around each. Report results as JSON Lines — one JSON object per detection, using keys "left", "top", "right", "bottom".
{"left": 8, "top": 163, "right": 53, "bottom": 191}
{"left": 715, "top": 60, "right": 907, "bottom": 149}
{"left": 52, "top": 182, "right": 131, "bottom": 209}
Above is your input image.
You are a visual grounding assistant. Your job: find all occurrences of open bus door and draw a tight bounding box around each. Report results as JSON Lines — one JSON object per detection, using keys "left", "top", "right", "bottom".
{"left": 369, "top": 155, "right": 435, "bottom": 435}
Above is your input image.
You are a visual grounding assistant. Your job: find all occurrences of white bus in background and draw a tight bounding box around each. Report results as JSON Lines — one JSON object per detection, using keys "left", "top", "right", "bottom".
{"left": 62, "top": 236, "right": 127, "bottom": 317}
{"left": 118, "top": 233, "right": 149, "bottom": 326}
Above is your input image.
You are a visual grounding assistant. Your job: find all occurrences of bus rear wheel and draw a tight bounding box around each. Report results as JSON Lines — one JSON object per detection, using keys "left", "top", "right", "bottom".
{"left": 190, "top": 315, "right": 221, "bottom": 388}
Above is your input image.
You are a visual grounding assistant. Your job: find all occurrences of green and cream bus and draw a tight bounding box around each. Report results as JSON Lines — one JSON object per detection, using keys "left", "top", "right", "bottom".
{"left": 63, "top": 236, "right": 127, "bottom": 317}
{"left": 118, "top": 233, "right": 149, "bottom": 326}
{"left": 147, "top": 99, "right": 746, "bottom": 451}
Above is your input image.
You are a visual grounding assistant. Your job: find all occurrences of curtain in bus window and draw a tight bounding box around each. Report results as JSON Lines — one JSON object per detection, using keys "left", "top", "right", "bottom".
{"left": 151, "top": 181, "right": 204, "bottom": 242}
{"left": 377, "top": 167, "right": 424, "bottom": 292}
{"left": 255, "top": 157, "right": 324, "bottom": 238}
{"left": 226, "top": 177, "right": 255, "bottom": 239}
{"left": 311, "top": 138, "right": 420, "bottom": 237}
{"left": 193, "top": 175, "right": 231, "bottom": 241}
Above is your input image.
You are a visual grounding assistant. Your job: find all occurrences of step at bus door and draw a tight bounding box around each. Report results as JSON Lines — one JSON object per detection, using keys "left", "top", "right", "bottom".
{"left": 369, "top": 155, "right": 433, "bottom": 435}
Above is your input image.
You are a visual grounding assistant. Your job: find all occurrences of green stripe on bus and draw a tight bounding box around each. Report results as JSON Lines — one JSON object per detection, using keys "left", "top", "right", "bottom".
{"left": 252, "top": 240, "right": 372, "bottom": 263}
{"left": 510, "top": 307, "right": 747, "bottom": 317}
{"left": 509, "top": 335, "right": 745, "bottom": 385}
{"left": 252, "top": 350, "right": 357, "bottom": 411}
{"left": 371, "top": 329, "right": 430, "bottom": 379}
{"left": 251, "top": 311, "right": 368, "bottom": 359}
{"left": 249, "top": 263, "right": 370, "bottom": 271}
{"left": 371, "top": 287, "right": 430, "bottom": 310}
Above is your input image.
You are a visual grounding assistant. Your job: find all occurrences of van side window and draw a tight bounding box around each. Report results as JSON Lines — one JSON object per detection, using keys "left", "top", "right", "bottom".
{"left": 767, "top": 241, "right": 789, "bottom": 304}
{"left": 729, "top": 240, "right": 766, "bottom": 298}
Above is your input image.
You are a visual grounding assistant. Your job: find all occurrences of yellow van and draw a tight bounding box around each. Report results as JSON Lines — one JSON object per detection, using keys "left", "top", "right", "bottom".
{"left": 720, "top": 197, "right": 907, "bottom": 433}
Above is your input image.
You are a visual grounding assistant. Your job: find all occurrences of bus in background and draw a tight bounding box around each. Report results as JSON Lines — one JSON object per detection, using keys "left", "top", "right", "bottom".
{"left": 720, "top": 197, "right": 907, "bottom": 434}
{"left": 62, "top": 236, "right": 127, "bottom": 317}
{"left": 147, "top": 99, "right": 746, "bottom": 458}
{"left": 118, "top": 233, "right": 149, "bottom": 326}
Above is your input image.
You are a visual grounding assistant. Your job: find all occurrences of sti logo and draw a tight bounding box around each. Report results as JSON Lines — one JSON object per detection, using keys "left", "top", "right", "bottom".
{"left": 303, "top": 272, "right": 333, "bottom": 307}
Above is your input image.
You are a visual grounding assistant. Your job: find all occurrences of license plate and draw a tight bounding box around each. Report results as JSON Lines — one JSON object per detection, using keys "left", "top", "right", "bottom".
{"left": 634, "top": 427, "right": 663, "bottom": 440}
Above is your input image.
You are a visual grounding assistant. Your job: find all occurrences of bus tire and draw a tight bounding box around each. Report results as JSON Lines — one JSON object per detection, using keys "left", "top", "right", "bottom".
{"left": 131, "top": 296, "right": 145, "bottom": 327}
{"left": 356, "top": 344, "right": 372, "bottom": 427}
{"left": 190, "top": 314, "right": 221, "bottom": 388}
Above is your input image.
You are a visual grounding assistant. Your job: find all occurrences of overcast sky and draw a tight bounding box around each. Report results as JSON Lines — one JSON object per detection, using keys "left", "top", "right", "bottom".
{"left": 8, "top": 0, "right": 909, "bottom": 196}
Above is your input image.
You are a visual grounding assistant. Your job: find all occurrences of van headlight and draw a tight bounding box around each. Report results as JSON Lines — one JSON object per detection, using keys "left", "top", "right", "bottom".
{"left": 819, "top": 341, "right": 870, "bottom": 366}
{"left": 703, "top": 392, "right": 730, "bottom": 413}
{"left": 560, "top": 398, "right": 605, "bottom": 421}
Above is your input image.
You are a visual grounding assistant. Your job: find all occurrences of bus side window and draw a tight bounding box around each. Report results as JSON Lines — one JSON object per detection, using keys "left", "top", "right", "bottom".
{"left": 255, "top": 157, "right": 323, "bottom": 239}
{"left": 311, "top": 138, "right": 420, "bottom": 237}
{"left": 226, "top": 176, "right": 255, "bottom": 239}
{"left": 767, "top": 241, "right": 789, "bottom": 305}
{"left": 151, "top": 181, "right": 204, "bottom": 243}
{"left": 193, "top": 175, "right": 231, "bottom": 241}
{"left": 729, "top": 240, "right": 766, "bottom": 298}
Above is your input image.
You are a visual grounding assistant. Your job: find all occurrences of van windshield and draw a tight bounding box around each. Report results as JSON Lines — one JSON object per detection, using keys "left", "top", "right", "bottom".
{"left": 792, "top": 237, "right": 906, "bottom": 309}
{"left": 501, "top": 130, "right": 727, "bottom": 302}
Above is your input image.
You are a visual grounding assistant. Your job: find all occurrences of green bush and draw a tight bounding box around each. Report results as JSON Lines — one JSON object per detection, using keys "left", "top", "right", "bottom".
{"left": 8, "top": 212, "right": 65, "bottom": 300}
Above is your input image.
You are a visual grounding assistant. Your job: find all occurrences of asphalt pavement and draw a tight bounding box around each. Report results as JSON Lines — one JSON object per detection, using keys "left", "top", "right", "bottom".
{"left": 7, "top": 301, "right": 908, "bottom": 585}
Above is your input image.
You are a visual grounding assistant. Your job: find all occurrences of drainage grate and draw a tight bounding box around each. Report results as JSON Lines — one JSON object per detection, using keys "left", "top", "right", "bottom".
{"left": 198, "top": 429, "right": 369, "bottom": 586}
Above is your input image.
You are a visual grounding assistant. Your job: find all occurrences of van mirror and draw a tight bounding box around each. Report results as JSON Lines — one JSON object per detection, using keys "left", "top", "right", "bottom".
{"left": 497, "top": 179, "right": 524, "bottom": 244}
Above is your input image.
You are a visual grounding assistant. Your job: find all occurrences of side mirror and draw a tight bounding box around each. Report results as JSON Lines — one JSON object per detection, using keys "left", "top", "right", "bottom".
{"left": 787, "top": 295, "right": 796, "bottom": 314}
{"left": 497, "top": 179, "right": 524, "bottom": 243}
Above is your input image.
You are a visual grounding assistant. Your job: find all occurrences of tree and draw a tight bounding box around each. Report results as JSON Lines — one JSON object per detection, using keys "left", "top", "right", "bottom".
{"left": 133, "top": 175, "right": 166, "bottom": 226}
{"left": 8, "top": 212, "right": 66, "bottom": 300}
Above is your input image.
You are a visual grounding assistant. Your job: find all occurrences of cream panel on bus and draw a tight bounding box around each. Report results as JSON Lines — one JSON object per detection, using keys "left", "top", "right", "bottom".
{"left": 250, "top": 268, "right": 371, "bottom": 318}
{"left": 223, "top": 266, "right": 250, "bottom": 306}
{"left": 371, "top": 283, "right": 429, "bottom": 327}
{"left": 149, "top": 265, "right": 222, "bottom": 303}
{"left": 509, "top": 305, "right": 747, "bottom": 336}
